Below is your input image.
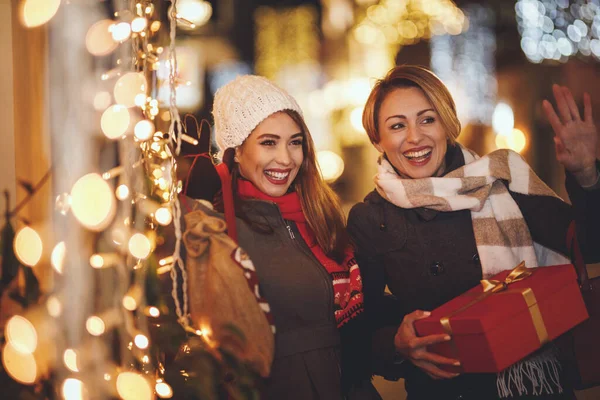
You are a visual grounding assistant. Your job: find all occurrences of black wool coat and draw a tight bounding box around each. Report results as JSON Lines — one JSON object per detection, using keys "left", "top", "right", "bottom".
{"left": 347, "top": 145, "right": 600, "bottom": 400}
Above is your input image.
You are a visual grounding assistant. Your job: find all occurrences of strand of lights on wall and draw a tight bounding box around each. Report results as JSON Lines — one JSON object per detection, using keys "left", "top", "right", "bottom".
{"left": 516, "top": 0, "right": 600, "bottom": 63}
{"left": 6, "top": 1, "right": 201, "bottom": 398}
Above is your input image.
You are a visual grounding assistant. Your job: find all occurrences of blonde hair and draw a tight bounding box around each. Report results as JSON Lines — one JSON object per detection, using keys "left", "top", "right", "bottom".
{"left": 362, "top": 65, "right": 461, "bottom": 144}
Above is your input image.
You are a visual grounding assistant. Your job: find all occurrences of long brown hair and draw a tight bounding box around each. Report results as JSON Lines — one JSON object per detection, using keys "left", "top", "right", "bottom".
{"left": 362, "top": 65, "right": 461, "bottom": 145}
{"left": 224, "top": 110, "right": 349, "bottom": 263}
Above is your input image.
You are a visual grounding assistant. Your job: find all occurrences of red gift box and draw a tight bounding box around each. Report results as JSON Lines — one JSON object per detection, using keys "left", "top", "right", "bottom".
{"left": 414, "top": 263, "right": 589, "bottom": 373}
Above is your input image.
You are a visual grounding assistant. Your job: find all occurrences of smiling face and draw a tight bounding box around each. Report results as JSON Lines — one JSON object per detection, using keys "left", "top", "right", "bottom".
{"left": 375, "top": 87, "right": 448, "bottom": 179}
{"left": 235, "top": 111, "right": 304, "bottom": 197}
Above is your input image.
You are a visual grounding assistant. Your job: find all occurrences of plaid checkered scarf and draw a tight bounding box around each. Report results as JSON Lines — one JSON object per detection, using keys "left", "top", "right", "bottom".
{"left": 376, "top": 145, "right": 573, "bottom": 396}
{"left": 375, "top": 145, "right": 570, "bottom": 278}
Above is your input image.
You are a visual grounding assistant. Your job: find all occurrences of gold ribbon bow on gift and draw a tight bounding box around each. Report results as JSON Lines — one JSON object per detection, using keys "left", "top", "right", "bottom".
{"left": 440, "top": 261, "right": 549, "bottom": 345}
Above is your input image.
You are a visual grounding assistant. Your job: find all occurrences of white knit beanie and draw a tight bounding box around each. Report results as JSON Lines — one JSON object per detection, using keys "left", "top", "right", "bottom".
{"left": 212, "top": 75, "right": 304, "bottom": 152}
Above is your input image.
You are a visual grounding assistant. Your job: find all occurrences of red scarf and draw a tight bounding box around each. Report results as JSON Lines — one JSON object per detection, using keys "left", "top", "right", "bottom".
{"left": 237, "top": 179, "right": 364, "bottom": 328}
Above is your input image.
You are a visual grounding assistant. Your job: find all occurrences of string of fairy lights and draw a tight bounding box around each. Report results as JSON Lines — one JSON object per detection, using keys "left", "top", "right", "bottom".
{"left": 6, "top": 1, "right": 203, "bottom": 399}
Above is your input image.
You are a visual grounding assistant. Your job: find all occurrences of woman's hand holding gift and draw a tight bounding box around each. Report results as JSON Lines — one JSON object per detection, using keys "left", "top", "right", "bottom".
{"left": 394, "top": 310, "right": 460, "bottom": 380}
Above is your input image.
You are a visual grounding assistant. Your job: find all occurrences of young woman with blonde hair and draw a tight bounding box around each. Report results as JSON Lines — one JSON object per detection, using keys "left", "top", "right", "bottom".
{"left": 348, "top": 65, "right": 600, "bottom": 399}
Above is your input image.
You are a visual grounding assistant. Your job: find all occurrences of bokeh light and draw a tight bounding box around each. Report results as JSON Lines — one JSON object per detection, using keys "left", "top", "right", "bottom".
{"left": 2, "top": 343, "right": 37, "bottom": 384}
{"left": 496, "top": 128, "right": 528, "bottom": 153}
{"left": 6, "top": 315, "right": 38, "bottom": 354}
{"left": 134, "top": 334, "right": 149, "bottom": 349}
{"left": 90, "top": 254, "right": 105, "bottom": 269}
{"left": 516, "top": 0, "right": 600, "bottom": 62}
{"left": 86, "top": 20, "right": 118, "bottom": 56}
{"left": 51, "top": 241, "right": 66, "bottom": 274}
{"left": 156, "top": 382, "right": 174, "bottom": 398}
{"left": 176, "top": 0, "right": 213, "bottom": 29}
{"left": 114, "top": 73, "right": 147, "bottom": 108}
{"left": 62, "top": 378, "right": 85, "bottom": 400}
{"left": 492, "top": 103, "right": 515, "bottom": 136}
{"left": 116, "top": 372, "right": 153, "bottom": 400}
{"left": 122, "top": 295, "right": 137, "bottom": 311}
{"left": 63, "top": 349, "right": 79, "bottom": 372}
{"left": 86, "top": 316, "right": 106, "bottom": 336}
{"left": 350, "top": 107, "right": 364, "bottom": 132}
{"left": 134, "top": 120, "right": 155, "bottom": 141}
{"left": 128, "top": 233, "right": 151, "bottom": 259}
{"left": 101, "top": 105, "right": 131, "bottom": 139}
{"left": 20, "top": 0, "right": 61, "bottom": 28}
{"left": 111, "top": 22, "right": 132, "bottom": 42}
{"left": 131, "top": 17, "right": 148, "bottom": 33}
{"left": 115, "top": 184, "right": 130, "bottom": 200}
{"left": 147, "top": 307, "right": 160, "bottom": 317}
{"left": 46, "top": 296, "right": 62, "bottom": 318}
{"left": 317, "top": 151, "right": 345, "bottom": 183}
{"left": 14, "top": 226, "right": 43, "bottom": 267}
{"left": 70, "top": 173, "right": 116, "bottom": 231}
{"left": 93, "top": 92, "right": 112, "bottom": 111}
{"left": 154, "top": 207, "right": 172, "bottom": 226}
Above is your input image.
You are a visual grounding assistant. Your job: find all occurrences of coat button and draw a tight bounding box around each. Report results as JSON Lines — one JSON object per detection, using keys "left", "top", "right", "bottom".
{"left": 430, "top": 262, "right": 445, "bottom": 276}
{"left": 472, "top": 253, "right": 480, "bottom": 265}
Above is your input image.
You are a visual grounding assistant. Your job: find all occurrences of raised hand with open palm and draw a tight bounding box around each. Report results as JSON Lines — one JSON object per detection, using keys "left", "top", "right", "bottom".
{"left": 542, "top": 85, "right": 599, "bottom": 187}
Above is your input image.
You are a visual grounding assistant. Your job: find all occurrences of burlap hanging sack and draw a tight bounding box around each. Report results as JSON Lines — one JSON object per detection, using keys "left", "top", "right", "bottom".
{"left": 183, "top": 208, "right": 274, "bottom": 378}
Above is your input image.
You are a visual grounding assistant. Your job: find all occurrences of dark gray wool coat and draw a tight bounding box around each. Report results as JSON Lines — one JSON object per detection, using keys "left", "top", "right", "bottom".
{"left": 207, "top": 199, "right": 380, "bottom": 400}
{"left": 347, "top": 145, "right": 600, "bottom": 400}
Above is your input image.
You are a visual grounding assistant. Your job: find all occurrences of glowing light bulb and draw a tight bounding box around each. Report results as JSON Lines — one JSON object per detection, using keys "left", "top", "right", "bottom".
{"left": 63, "top": 349, "right": 79, "bottom": 372}
{"left": 134, "top": 120, "right": 155, "bottom": 141}
{"left": 154, "top": 207, "right": 172, "bottom": 226}
{"left": 147, "top": 307, "right": 160, "bottom": 317}
{"left": 131, "top": 17, "right": 148, "bottom": 33}
{"left": 115, "top": 184, "right": 130, "bottom": 200}
{"left": 6, "top": 316, "right": 38, "bottom": 354}
{"left": 156, "top": 382, "right": 173, "bottom": 398}
{"left": 114, "top": 72, "right": 147, "bottom": 108}
{"left": 86, "top": 20, "right": 118, "bottom": 56}
{"left": 2, "top": 343, "right": 37, "bottom": 384}
{"left": 128, "top": 233, "right": 151, "bottom": 259}
{"left": 90, "top": 254, "right": 105, "bottom": 269}
{"left": 20, "top": 0, "right": 61, "bottom": 28}
{"left": 134, "top": 334, "right": 149, "bottom": 349}
{"left": 14, "top": 226, "right": 43, "bottom": 267}
{"left": 111, "top": 22, "right": 132, "bottom": 42}
{"left": 70, "top": 173, "right": 116, "bottom": 231}
{"left": 101, "top": 105, "right": 130, "bottom": 139}
{"left": 86, "top": 316, "right": 106, "bottom": 336}
{"left": 116, "top": 372, "right": 153, "bottom": 400}
{"left": 51, "top": 241, "right": 66, "bottom": 274}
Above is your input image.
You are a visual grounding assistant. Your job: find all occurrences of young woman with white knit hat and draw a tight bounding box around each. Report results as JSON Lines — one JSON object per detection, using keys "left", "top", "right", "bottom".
{"left": 210, "top": 75, "right": 381, "bottom": 400}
